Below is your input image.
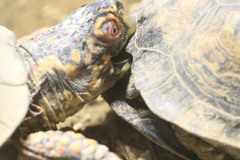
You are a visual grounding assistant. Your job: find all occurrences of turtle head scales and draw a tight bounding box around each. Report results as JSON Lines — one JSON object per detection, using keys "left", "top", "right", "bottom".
{"left": 18, "top": 0, "right": 134, "bottom": 133}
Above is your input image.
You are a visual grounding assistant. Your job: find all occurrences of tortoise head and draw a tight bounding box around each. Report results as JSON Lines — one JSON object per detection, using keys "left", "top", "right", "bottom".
{"left": 59, "top": 0, "right": 134, "bottom": 56}
{"left": 20, "top": 0, "right": 135, "bottom": 113}
{"left": 55, "top": 0, "right": 135, "bottom": 97}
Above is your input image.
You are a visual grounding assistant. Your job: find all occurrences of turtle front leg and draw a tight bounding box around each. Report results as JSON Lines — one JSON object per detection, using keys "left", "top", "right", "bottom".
{"left": 125, "top": 74, "right": 140, "bottom": 99}
{"left": 19, "top": 130, "right": 121, "bottom": 160}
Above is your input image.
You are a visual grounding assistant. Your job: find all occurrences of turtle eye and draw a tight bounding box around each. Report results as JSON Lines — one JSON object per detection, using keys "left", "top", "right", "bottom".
{"left": 102, "top": 21, "right": 121, "bottom": 37}
{"left": 93, "top": 14, "right": 122, "bottom": 45}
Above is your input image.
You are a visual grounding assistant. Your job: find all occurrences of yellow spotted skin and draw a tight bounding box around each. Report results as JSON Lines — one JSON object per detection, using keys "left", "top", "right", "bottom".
{"left": 6, "top": 0, "right": 134, "bottom": 159}
{"left": 17, "top": 0, "right": 133, "bottom": 135}
{"left": 19, "top": 130, "right": 121, "bottom": 160}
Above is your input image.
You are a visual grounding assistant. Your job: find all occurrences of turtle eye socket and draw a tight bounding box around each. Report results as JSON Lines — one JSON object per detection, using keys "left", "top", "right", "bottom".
{"left": 93, "top": 14, "right": 122, "bottom": 45}
{"left": 102, "top": 21, "right": 121, "bottom": 37}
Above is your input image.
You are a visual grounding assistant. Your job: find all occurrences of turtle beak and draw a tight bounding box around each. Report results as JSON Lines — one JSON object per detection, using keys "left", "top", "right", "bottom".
{"left": 115, "top": 1, "right": 136, "bottom": 41}
{"left": 111, "top": 50, "right": 132, "bottom": 77}
{"left": 122, "top": 13, "right": 136, "bottom": 39}
{"left": 113, "top": 57, "right": 131, "bottom": 74}
{"left": 101, "top": 52, "right": 131, "bottom": 89}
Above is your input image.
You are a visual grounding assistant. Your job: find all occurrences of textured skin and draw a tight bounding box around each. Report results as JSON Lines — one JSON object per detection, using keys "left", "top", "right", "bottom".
{"left": 103, "top": 75, "right": 199, "bottom": 160}
{"left": 104, "top": 0, "right": 240, "bottom": 159}
{"left": 19, "top": 130, "right": 121, "bottom": 160}
{"left": 17, "top": 0, "right": 133, "bottom": 134}
{"left": 0, "top": 0, "right": 134, "bottom": 159}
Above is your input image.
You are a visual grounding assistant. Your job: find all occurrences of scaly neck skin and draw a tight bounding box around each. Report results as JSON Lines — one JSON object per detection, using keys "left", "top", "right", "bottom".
{"left": 18, "top": 28, "right": 115, "bottom": 133}
{"left": 16, "top": 0, "right": 133, "bottom": 135}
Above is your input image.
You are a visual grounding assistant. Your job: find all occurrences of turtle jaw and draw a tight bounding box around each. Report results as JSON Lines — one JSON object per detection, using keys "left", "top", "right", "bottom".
{"left": 101, "top": 52, "right": 132, "bottom": 91}
{"left": 112, "top": 57, "right": 131, "bottom": 76}
{"left": 111, "top": 48, "right": 132, "bottom": 75}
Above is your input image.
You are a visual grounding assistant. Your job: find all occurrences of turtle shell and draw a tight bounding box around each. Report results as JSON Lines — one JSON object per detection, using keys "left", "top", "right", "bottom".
{"left": 104, "top": 0, "right": 240, "bottom": 159}
{"left": 0, "top": 26, "right": 29, "bottom": 146}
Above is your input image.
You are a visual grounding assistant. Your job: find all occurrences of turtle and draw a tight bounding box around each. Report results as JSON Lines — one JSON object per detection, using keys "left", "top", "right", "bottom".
{"left": 102, "top": 0, "right": 240, "bottom": 159}
{"left": 0, "top": 0, "right": 135, "bottom": 159}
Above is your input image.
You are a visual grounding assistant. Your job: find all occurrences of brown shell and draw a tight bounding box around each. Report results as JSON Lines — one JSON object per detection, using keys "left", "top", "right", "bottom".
{"left": 126, "top": 0, "right": 240, "bottom": 158}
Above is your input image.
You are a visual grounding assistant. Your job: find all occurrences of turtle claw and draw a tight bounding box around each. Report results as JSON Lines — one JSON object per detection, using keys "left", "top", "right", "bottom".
{"left": 125, "top": 75, "right": 140, "bottom": 99}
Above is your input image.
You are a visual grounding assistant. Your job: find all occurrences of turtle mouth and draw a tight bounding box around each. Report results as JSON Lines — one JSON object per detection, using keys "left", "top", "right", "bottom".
{"left": 111, "top": 49, "right": 132, "bottom": 64}
{"left": 111, "top": 49, "right": 132, "bottom": 74}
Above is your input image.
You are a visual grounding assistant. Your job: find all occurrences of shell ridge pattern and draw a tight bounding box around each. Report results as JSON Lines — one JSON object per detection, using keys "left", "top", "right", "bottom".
{"left": 131, "top": 11, "right": 172, "bottom": 57}
{"left": 133, "top": 25, "right": 171, "bottom": 57}
{"left": 178, "top": 10, "right": 240, "bottom": 114}
{"left": 169, "top": 1, "right": 217, "bottom": 55}
{"left": 140, "top": 0, "right": 240, "bottom": 116}
{"left": 126, "top": 0, "right": 240, "bottom": 156}
{"left": 176, "top": 0, "right": 238, "bottom": 128}
{"left": 140, "top": 75, "right": 175, "bottom": 95}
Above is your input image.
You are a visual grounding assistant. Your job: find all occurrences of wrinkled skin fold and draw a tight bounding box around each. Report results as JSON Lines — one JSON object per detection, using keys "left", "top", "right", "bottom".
{"left": 18, "top": 0, "right": 134, "bottom": 134}
{"left": 0, "top": 0, "right": 135, "bottom": 159}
